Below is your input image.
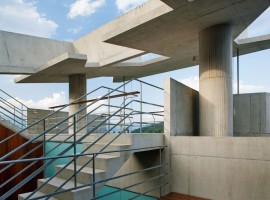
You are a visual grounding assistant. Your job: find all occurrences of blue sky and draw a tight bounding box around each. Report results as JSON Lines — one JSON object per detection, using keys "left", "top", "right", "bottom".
{"left": 0, "top": 0, "right": 270, "bottom": 109}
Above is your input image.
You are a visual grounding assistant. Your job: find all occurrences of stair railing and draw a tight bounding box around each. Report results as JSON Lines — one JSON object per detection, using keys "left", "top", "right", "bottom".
{"left": 0, "top": 88, "right": 28, "bottom": 129}
{"left": 0, "top": 80, "right": 137, "bottom": 199}
{"left": 0, "top": 79, "right": 164, "bottom": 200}
{"left": 25, "top": 97, "right": 164, "bottom": 200}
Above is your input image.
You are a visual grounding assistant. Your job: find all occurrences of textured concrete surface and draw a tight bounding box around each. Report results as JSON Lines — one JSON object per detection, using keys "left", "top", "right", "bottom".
{"left": 233, "top": 93, "right": 270, "bottom": 136}
{"left": 108, "top": 150, "right": 162, "bottom": 197}
{"left": 27, "top": 108, "right": 68, "bottom": 135}
{"left": 199, "top": 24, "right": 233, "bottom": 136}
{"left": 170, "top": 136, "right": 270, "bottom": 200}
{"left": 0, "top": 0, "right": 269, "bottom": 81}
{"left": 164, "top": 78, "right": 199, "bottom": 136}
{"left": 0, "top": 30, "right": 73, "bottom": 70}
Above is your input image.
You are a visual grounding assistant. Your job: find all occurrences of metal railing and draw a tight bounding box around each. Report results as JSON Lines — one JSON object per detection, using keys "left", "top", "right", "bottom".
{"left": 1, "top": 146, "right": 168, "bottom": 200}
{"left": 0, "top": 88, "right": 28, "bottom": 129}
{"left": 0, "top": 79, "right": 165, "bottom": 200}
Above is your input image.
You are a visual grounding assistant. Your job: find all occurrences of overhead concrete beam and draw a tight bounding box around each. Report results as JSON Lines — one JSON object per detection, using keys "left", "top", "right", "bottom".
{"left": 0, "top": 65, "right": 35, "bottom": 74}
{"left": 0, "top": 30, "right": 74, "bottom": 70}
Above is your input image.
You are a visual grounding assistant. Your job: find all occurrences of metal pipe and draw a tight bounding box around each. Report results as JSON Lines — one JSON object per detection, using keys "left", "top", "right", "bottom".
{"left": 73, "top": 115, "right": 77, "bottom": 188}
{"left": 237, "top": 48, "right": 240, "bottom": 94}
{"left": 140, "top": 82, "right": 142, "bottom": 134}
{"left": 92, "top": 154, "right": 96, "bottom": 199}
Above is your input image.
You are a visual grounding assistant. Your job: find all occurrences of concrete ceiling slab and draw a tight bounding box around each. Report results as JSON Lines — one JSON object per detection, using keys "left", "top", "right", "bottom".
{"left": 12, "top": 0, "right": 270, "bottom": 83}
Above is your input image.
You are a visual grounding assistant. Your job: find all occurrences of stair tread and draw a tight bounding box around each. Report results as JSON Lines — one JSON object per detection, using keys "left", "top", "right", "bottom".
{"left": 82, "top": 154, "right": 120, "bottom": 159}
{"left": 39, "top": 177, "right": 86, "bottom": 190}
{"left": 56, "top": 164, "right": 106, "bottom": 174}
{"left": 19, "top": 191, "right": 59, "bottom": 200}
{"left": 86, "top": 143, "right": 131, "bottom": 146}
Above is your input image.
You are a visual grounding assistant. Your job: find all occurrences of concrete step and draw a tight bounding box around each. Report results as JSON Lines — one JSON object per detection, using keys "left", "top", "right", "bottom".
{"left": 83, "top": 143, "right": 130, "bottom": 156}
{"left": 38, "top": 177, "right": 92, "bottom": 200}
{"left": 82, "top": 134, "right": 132, "bottom": 145}
{"left": 55, "top": 164, "right": 106, "bottom": 185}
{"left": 76, "top": 154, "right": 120, "bottom": 171}
{"left": 18, "top": 191, "right": 59, "bottom": 200}
{"left": 0, "top": 119, "right": 11, "bottom": 125}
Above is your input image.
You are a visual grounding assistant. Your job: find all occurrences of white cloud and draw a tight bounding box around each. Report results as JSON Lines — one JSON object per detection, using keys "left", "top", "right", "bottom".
{"left": 67, "top": 26, "right": 83, "bottom": 34}
{"left": 178, "top": 76, "right": 265, "bottom": 93}
{"left": 8, "top": 92, "right": 67, "bottom": 110}
{"left": 179, "top": 76, "right": 199, "bottom": 90}
{"left": 68, "top": 0, "right": 105, "bottom": 19}
{"left": 115, "top": 0, "right": 148, "bottom": 13}
{"left": 0, "top": 0, "right": 58, "bottom": 38}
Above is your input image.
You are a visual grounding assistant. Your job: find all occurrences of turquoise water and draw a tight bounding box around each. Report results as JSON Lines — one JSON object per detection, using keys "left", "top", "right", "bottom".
{"left": 45, "top": 142, "right": 156, "bottom": 200}
{"left": 97, "top": 186, "right": 156, "bottom": 200}
{"left": 45, "top": 142, "right": 83, "bottom": 177}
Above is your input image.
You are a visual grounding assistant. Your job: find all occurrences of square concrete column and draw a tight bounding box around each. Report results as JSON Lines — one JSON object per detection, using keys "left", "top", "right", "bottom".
{"left": 199, "top": 24, "right": 233, "bottom": 136}
{"left": 69, "top": 74, "right": 87, "bottom": 134}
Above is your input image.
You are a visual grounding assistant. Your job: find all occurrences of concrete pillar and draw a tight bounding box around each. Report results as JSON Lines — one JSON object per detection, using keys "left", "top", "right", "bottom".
{"left": 199, "top": 24, "right": 233, "bottom": 136}
{"left": 69, "top": 74, "right": 87, "bottom": 134}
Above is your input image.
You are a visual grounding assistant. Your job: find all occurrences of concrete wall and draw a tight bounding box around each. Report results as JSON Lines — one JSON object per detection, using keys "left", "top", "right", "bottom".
{"left": 164, "top": 78, "right": 199, "bottom": 136}
{"left": 234, "top": 93, "right": 270, "bottom": 136}
{"left": 170, "top": 136, "right": 270, "bottom": 200}
{"left": 27, "top": 108, "right": 68, "bottom": 135}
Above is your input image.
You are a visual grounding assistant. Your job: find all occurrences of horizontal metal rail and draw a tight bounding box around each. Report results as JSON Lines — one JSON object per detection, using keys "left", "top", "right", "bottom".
{"left": 0, "top": 97, "right": 26, "bottom": 117}
{"left": 135, "top": 79, "right": 164, "bottom": 91}
{"left": 49, "top": 91, "right": 140, "bottom": 109}
{"left": 0, "top": 145, "right": 165, "bottom": 165}
{"left": 28, "top": 164, "right": 167, "bottom": 200}
{"left": 128, "top": 182, "right": 169, "bottom": 200}
{"left": 0, "top": 88, "right": 28, "bottom": 109}
{"left": 0, "top": 80, "right": 134, "bottom": 158}
{"left": 0, "top": 78, "right": 164, "bottom": 200}
{"left": 92, "top": 173, "right": 168, "bottom": 200}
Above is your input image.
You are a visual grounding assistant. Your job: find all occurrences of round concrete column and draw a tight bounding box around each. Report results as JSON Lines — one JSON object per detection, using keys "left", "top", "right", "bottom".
{"left": 69, "top": 74, "right": 87, "bottom": 134}
{"left": 199, "top": 24, "right": 233, "bottom": 136}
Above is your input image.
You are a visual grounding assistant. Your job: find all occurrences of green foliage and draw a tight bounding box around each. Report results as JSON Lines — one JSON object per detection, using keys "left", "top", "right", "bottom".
{"left": 131, "top": 122, "right": 164, "bottom": 133}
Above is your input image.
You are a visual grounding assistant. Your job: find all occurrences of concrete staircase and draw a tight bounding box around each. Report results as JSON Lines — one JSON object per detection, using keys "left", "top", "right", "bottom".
{"left": 18, "top": 134, "right": 163, "bottom": 200}
{"left": 0, "top": 118, "right": 21, "bottom": 132}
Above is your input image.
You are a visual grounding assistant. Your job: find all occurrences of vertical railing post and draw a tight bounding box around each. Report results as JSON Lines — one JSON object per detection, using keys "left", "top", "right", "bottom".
{"left": 43, "top": 119, "right": 47, "bottom": 177}
{"left": 92, "top": 154, "right": 96, "bottom": 199}
{"left": 140, "top": 82, "right": 143, "bottom": 134}
{"left": 108, "top": 89, "right": 110, "bottom": 133}
{"left": 123, "top": 78, "right": 126, "bottom": 133}
{"left": 21, "top": 104, "right": 24, "bottom": 128}
{"left": 73, "top": 115, "right": 77, "bottom": 188}
{"left": 13, "top": 107, "right": 15, "bottom": 126}
{"left": 159, "top": 148, "right": 162, "bottom": 198}
{"left": 237, "top": 48, "right": 240, "bottom": 94}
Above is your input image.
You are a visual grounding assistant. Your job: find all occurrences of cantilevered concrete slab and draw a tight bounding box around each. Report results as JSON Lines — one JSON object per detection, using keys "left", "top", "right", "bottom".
{"left": 1, "top": 0, "right": 269, "bottom": 83}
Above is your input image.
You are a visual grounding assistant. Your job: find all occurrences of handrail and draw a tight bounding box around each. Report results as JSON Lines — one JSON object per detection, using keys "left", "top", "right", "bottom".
{"left": 0, "top": 78, "right": 165, "bottom": 200}
{"left": 0, "top": 80, "right": 135, "bottom": 161}
{"left": 135, "top": 78, "right": 164, "bottom": 91}
{"left": 0, "top": 80, "right": 133, "bottom": 147}
{"left": 0, "top": 88, "right": 28, "bottom": 108}
{"left": 49, "top": 91, "right": 140, "bottom": 109}
{"left": 0, "top": 145, "right": 165, "bottom": 165}
{"left": 7, "top": 105, "right": 131, "bottom": 200}
{"left": 26, "top": 164, "right": 168, "bottom": 200}
{"left": 0, "top": 111, "right": 25, "bottom": 127}
{"left": 0, "top": 97, "right": 25, "bottom": 115}
{"left": 0, "top": 106, "right": 26, "bottom": 124}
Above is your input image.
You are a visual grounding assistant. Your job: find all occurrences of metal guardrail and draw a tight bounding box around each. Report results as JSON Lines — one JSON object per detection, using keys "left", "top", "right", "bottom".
{"left": 0, "top": 88, "right": 28, "bottom": 129}
{"left": 0, "top": 79, "right": 165, "bottom": 200}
